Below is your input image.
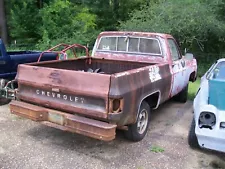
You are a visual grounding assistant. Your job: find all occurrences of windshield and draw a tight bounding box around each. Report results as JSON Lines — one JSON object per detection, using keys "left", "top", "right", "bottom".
{"left": 208, "top": 61, "right": 225, "bottom": 80}
{"left": 97, "top": 36, "right": 162, "bottom": 55}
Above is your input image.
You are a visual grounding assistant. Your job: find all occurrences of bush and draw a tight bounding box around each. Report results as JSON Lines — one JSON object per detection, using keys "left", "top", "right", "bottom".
{"left": 120, "top": 0, "right": 225, "bottom": 53}
{"left": 37, "top": 0, "right": 98, "bottom": 50}
{"left": 8, "top": 0, "right": 42, "bottom": 44}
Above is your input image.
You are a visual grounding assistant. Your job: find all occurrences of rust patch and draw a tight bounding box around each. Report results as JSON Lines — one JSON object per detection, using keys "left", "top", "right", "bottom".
{"left": 10, "top": 100, "right": 116, "bottom": 141}
{"left": 109, "top": 63, "right": 172, "bottom": 126}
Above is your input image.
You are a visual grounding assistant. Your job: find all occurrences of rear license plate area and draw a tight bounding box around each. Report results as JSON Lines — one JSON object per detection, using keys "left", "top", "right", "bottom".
{"left": 48, "top": 112, "right": 64, "bottom": 125}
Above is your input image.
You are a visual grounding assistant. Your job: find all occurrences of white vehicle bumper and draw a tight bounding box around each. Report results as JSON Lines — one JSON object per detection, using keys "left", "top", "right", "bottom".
{"left": 196, "top": 127, "right": 225, "bottom": 152}
{"left": 194, "top": 103, "right": 225, "bottom": 153}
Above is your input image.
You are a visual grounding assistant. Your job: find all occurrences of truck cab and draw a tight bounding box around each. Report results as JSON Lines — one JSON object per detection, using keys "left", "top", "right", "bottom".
{"left": 92, "top": 32, "right": 197, "bottom": 98}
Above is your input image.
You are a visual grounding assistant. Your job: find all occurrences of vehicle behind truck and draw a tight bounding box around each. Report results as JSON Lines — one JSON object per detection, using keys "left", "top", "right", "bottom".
{"left": 0, "top": 39, "right": 59, "bottom": 105}
{"left": 0, "top": 39, "right": 58, "bottom": 80}
{"left": 9, "top": 31, "right": 197, "bottom": 142}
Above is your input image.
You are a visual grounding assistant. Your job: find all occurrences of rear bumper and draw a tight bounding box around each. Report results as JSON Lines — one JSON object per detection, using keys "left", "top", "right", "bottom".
{"left": 10, "top": 100, "right": 117, "bottom": 141}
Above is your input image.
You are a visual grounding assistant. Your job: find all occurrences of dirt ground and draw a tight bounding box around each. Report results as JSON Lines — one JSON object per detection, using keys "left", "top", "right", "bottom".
{"left": 0, "top": 100, "right": 225, "bottom": 169}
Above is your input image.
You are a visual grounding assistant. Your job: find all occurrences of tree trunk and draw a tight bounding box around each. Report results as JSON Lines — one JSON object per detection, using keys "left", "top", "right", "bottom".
{"left": 0, "top": 0, "right": 8, "bottom": 44}
{"left": 113, "top": 0, "right": 119, "bottom": 20}
{"left": 37, "top": 0, "right": 43, "bottom": 9}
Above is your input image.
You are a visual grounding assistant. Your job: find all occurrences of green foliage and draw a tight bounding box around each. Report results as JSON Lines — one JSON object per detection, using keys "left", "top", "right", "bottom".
{"left": 150, "top": 145, "right": 165, "bottom": 153}
{"left": 72, "top": 0, "right": 150, "bottom": 30}
{"left": 188, "top": 78, "right": 200, "bottom": 100}
{"left": 37, "top": 0, "right": 98, "bottom": 50}
{"left": 5, "top": 0, "right": 149, "bottom": 49}
{"left": 120, "top": 0, "right": 225, "bottom": 53}
{"left": 7, "top": 0, "right": 42, "bottom": 44}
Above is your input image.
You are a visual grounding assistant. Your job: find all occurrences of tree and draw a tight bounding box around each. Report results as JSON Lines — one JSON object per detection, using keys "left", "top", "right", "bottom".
{"left": 37, "top": 0, "right": 98, "bottom": 49}
{"left": 7, "top": 0, "right": 42, "bottom": 44}
{"left": 72, "top": 0, "right": 149, "bottom": 30}
{"left": 120, "top": 0, "right": 225, "bottom": 53}
{"left": 0, "top": 0, "right": 8, "bottom": 44}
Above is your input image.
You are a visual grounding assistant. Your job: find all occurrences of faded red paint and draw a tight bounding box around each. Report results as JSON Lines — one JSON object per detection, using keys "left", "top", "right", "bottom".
{"left": 38, "top": 43, "right": 89, "bottom": 62}
{"left": 9, "top": 31, "right": 197, "bottom": 141}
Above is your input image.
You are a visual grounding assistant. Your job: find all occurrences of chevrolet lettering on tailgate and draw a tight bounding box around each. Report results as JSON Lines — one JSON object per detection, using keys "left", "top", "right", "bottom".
{"left": 36, "top": 89, "right": 85, "bottom": 103}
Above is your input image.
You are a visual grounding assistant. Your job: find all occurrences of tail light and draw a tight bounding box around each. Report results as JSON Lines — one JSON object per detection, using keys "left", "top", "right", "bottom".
{"left": 109, "top": 98, "right": 124, "bottom": 113}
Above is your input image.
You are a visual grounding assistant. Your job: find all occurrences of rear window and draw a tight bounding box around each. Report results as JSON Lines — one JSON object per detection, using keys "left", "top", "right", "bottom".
{"left": 128, "top": 38, "right": 139, "bottom": 52}
{"left": 98, "top": 37, "right": 116, "bottom": 51}
{"left": 97, "top": 36, "right": 162, "bottom": 55}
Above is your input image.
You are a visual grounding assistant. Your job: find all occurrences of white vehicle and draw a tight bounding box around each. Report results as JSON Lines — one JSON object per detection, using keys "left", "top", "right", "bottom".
{"left": 188, "top": 58, "right": 225, "bottom": 152}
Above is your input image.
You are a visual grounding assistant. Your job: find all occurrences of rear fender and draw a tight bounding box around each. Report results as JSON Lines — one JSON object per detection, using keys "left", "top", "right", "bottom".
{"left": 136, "top": 90, "right": 161, "bottom": 122}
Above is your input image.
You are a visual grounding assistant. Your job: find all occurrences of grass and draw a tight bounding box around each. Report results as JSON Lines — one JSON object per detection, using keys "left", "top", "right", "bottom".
{"left": 188, "top": 78, "right": 201, "bottom": 100}
{"left": 150, "top": 145, "right": 165, "bottom": 153}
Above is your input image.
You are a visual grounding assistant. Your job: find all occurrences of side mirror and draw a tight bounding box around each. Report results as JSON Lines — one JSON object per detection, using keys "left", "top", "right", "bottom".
{"left": 184, "top": 53, "right": 194, "bottom": 60}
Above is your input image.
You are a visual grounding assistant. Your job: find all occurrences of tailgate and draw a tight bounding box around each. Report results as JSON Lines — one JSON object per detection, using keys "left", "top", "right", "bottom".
{"left": 16, "top": 64, "right": 111, "bottom": 119}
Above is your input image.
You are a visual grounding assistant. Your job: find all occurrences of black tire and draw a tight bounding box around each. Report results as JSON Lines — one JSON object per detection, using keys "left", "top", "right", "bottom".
{"left": 0, "top": 98, "right": 11, "bottom": 106}
{"left": 188, "top": 117, "right": 199, "bottom": 149}
{"left": 0, "top": 79, "right": 11, "bottom": 105}
{"left": 174, "top": 84, "right": 188, "bottom": 103}
{"left": 124, "top": 101, "right": 150, "bottom": 142}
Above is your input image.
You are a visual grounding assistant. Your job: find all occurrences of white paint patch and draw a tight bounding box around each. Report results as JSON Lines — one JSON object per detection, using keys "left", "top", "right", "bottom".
{"left": 115, "top": 72, "right": 130, "bottom": 78}
{"left": 102, "top": 45, "right": 110, "bottom": 50}
{"left": 149, "top": 65, "right": 161, "bottom": 82}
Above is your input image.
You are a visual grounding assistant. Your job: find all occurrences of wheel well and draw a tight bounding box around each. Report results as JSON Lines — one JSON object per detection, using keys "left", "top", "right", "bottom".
{"left": 143, "top": 92, "right": 160, "bottom": 109}
{"left": 189, "top": 72, "right": 196, "bottom": 82}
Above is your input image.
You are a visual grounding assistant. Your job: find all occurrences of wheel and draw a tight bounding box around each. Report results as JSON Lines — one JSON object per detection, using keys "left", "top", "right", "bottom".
{"left": 124, "top": 101, "right": 150, "bottom": 142}
{"left": 174, "top": 84, "right": 188, "bottom": 103}
{"left": 0, "top": 79, "right": 11, "bottom": 105}
{"left": 0, "top": 98, "right": 11, "bottom": 105}
{"left": 188, "top": 117, "right": 199, "bottom": 149}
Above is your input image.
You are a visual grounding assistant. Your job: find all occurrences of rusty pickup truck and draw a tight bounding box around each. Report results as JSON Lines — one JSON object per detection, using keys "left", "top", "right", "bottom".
{"left": 9, "top": 31, "right": 197, "bottom": 142}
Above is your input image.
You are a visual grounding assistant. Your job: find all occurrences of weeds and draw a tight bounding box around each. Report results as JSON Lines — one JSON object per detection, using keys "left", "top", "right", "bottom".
{"left": 150, "top": 145, "right": 165, "bottom": 153}
{"left": 188, "top": 78, "right": 201, "bottom": 101}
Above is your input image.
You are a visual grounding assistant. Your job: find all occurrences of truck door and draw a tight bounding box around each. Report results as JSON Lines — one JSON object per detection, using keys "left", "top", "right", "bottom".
{"left": 0, "top": 40, "right": 11, "bottom": 78}
{"left": 0, "top": 46, "right": 8, "bottom": 74}
{"left": 168, "top": 38, "right": 186, "bottom": 97}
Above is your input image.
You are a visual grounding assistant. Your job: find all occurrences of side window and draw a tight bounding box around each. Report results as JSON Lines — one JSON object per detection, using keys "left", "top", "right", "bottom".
{"left": 139, "top": 38, "right": 161, "bottom": 54}
{"left": 168, "top": 39, "right": 181, "bottom": 61}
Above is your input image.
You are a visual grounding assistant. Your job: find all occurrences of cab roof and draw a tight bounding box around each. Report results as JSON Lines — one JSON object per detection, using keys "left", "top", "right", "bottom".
{"left": 98, "top": 31, "right": 173, "bottom": 39}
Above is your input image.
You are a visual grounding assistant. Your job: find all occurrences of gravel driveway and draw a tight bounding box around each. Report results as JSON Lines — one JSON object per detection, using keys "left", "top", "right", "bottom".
{"left": 0, "top": 100, "right": 224, "bottom": 169}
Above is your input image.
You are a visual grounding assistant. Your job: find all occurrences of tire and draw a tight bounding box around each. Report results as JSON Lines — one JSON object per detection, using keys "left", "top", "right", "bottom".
{"left": 188, "top": 117, "right": 199, "bottom": 149}
{"left": 174, "top": 84, "right": 188, "bottom": 103}
{"left": 0, "top": 79, "right": 11, "bottom": 105}
{"left": 124, "top": 101, "right": 150, "bottom": 142}
{"left": 0, "top": 98, "right": 11, "bottom": 106}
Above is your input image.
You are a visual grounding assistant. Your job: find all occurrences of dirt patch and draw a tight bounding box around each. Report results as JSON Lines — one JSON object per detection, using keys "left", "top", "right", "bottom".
{"left": 0, "top": 101, "right": 224, "bottom": 169}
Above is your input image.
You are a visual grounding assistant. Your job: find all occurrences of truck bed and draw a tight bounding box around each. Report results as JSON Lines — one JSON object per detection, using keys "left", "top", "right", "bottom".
{"left": 15, "top": 58, "right": 157, "bottom": 120}
{"left": 31, "top": 58, "right": 152, "bottom": 74}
